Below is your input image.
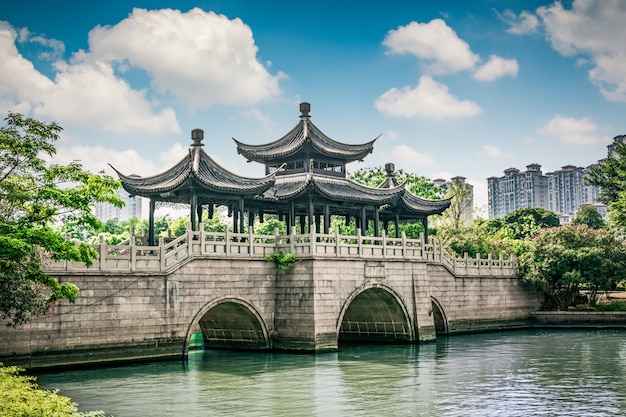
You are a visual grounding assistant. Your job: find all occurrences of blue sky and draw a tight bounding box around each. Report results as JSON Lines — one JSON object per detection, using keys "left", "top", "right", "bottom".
{"left": 1, "top": 0, "right": 624, "bottom": 215}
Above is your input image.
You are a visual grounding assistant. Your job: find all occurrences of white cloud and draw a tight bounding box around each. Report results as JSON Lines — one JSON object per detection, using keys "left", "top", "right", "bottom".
{"left": 390, "top": 144, "right": 436, "bottom": 169}
{"left": 0, "top": 8, "right": 285, "bottom": 134}
{"left": 52, "top": 145, "right": 161, "bottom": 177}
{"left": 473, "top": 55, "right": 518, "bottom": 81}
{"left": 239, "top": 108, "right": 276, "bottom": 130}
{"left": 88, "top": 8, "right": 283, "bottom": 108}
{"left": 483, "top": 145, "right": 505, "bottom": 158}
{"left": 0, "top": 20, "right": 180, "bottom": 134}
{"left": 375, "top": 75, "right": 482, "bottom": 120}
{"left": 383, "top": 19, "right": 480, "bottom": 75}
{"left": 537, "top": 0, "right": 626, "bottom": 102}
{"left": 498, "top": 9, "right": 540, "bottom": 35}
{"left": 29, "top": 34, "right": 65, "bottom": 61}
{"left": 537, "top": 115, "right": 605, "bottom": 145}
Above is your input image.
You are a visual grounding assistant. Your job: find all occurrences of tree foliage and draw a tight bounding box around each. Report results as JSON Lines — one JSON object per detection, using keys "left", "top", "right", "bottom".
{"left": 0, "top": 363, "right": 107, "bottom": 416}
{"left": 0, "top": 113, "right": 122, "bottom": 326}
{"left": 518, "top": 224, "right": 626, "bottom": 310}
{"left": 348, "top": 166, "right": 446, "bottom": 199}
{"left": 585, "top": 136, "right": 626, "bottom": 229}
{"left": 571, "top": 205, "right": 605, "bottom": 229}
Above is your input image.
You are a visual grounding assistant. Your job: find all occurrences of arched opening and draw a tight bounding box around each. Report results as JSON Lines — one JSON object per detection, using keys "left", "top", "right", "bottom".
{"left": 338, "top": 287, "right": 412, "bottom": 344}
{"left": 191, "top": 300, "right": 270, "bottom": 351}
{"left": 431, "top": 297, "right": 448, "bottom": 336}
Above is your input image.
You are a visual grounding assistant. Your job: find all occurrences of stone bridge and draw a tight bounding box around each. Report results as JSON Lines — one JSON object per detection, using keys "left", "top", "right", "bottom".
{"left": 0, "top": 228, "right": 542, "bottom": 369}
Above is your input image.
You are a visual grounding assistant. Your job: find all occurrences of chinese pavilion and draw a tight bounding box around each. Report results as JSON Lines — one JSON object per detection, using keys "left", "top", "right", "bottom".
{"left": 112, "top": 103, "right": 451, "bottom": 244}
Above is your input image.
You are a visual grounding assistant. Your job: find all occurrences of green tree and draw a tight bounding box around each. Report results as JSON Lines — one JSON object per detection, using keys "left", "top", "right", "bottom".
{"left": 586, "top": 136, "right": 626, "bottom": 229}
{"left": 434, "top": 177, "right": 473, "bottom": 231}
{"left": 571, "top": 205, "right": 605, "bottom": 229}
{"left": 518, "top": 224, "right": 626, "bottom": 310}
{"left": 348, "top": 166, "right": 446, "bottom": 199}
{"left": 0, "top": 113, "right": 122, "bottom": 326}
{"left": 499, "top": 207, "right": 559, "bottom": 240}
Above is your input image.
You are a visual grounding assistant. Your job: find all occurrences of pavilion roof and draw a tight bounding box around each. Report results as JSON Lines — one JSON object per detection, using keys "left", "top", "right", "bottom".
{"left": 234, "top": 103, "right": 377, "bottom": 163}
{"left": 386, "top": 192, "right": 452, "bottom": 217}
{"left": 111, "top": 136, "right": 275, "bottom": 202}
{"left": 257, "top": 173, "right": 404, "bottom": 204}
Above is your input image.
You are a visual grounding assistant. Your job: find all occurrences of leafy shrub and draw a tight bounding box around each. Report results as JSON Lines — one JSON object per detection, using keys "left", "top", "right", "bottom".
{"left": 264, "top": 252, "right": 296, "bottom": 270}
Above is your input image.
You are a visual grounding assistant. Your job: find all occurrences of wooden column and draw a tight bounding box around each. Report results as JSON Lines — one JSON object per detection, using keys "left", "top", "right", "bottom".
{"left": 308, "top": 197, "right": 314, "bottom": 233}
{"left": 148, "top": 198, "right": 156, "bottom": 246}
{"left": 394, "top": 213, "right": 400, "bottom": 238}
{"left": 360, "top": 206, "right": 367, "bottom": 236}
{"left": 373, "top": 207, "right": 380, "bottom": 237}
{"left": 423, "top": 216, "right": 429, "bottom": 243}
{"left": 323, "top": 204, "right": 330, "bottom": 234}
{"left": 190, "top": 189, "right": 197, "bottom": 231}
{"left": 239, "top": 198, "right": 245, "bottom": 234}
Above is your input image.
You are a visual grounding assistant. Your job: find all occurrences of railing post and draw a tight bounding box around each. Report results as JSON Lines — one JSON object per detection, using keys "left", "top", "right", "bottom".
{"left": 357, "top": 229, "right": 363, "bottom": 256}
{"left": 130, "top": 235, "right": 136, "bottom": 272}
{"left": 401, "top": 231, "right": 407, "bottom": 259}
{"left": 99, "top": 234, "right": 106, "bottom": 271}
{"left": 335, "top": 229, "right": 340, "bottom": 256}
{"left": 310, "top": 228, "right": 316, "bottom": 255}
{"left": 225, "top": 228, "right": 231, "bottom": 256}
{"left": 249, "top": 228, "right": 253, "bottom": 256}
{"left": 199, "top": 222, "right": 205, "bottom": 255}
{"left": 290, "top": 228, "right": 296, "bottom": 254}
{"left": 381, "top": 230, "right": 387, "bottom": 258}
{"left": 159, "top": 236, "right": 166, "bottom": 270}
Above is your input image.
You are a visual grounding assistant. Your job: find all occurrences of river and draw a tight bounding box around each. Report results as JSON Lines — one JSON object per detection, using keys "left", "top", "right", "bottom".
{"left": 37, "top": 329, "right": 626, "bottom": 417}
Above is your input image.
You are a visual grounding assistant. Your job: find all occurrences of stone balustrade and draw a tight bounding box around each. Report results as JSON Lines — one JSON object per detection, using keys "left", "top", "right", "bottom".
{"left": 45, "top": 226, "right": 517, "bottom": 277}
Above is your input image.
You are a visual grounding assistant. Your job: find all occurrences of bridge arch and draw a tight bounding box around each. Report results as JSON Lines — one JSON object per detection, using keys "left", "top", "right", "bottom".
{"left": 183, "top": 297, "right": 270, "bottom": 354}
{"left": 431, "top": 297, "right": 449, "bottom": 336}
{"left": 337, "top": 284, "right": 414, "bottom": 345}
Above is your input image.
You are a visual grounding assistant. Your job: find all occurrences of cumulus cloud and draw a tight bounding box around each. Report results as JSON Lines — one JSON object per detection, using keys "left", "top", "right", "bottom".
{"left": 497, "top": 9, "right": 541, "bottom": 35}
{"left": 537, "top": 0, "right": 626, "bottom": 102}
{"left": 0, "top": 8, "right": 284, "bottom": 134}
{"left": 383, "top": 19, "right": 480, "bottom": 75}
{"left": 483, "top": 145, "right": 506, "bottom": 158}
{"left": 473, "top": 55, "right": 518, "bottom": 81}
{"left": 0, "top": 20, "right": 180, "bottom": 133}
{"left": 52, "top": 145, "right": 162, "bottom": 177}
{"left": 88, "top": 8, "right": 283, "bottom": 108}
{"left": 390, "top": 144, "right": 436, "bottom": 169}
{"left": 537, "top": 115, "right": 606, "bottom": 145}
{"left": 375, "top": 75, "right": 482, "bottom": 120}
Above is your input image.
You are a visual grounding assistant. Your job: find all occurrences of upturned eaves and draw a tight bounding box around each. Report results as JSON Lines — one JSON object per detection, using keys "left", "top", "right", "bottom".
{"left": 111, "top": 148, "right": 275, "bottom": 197}
{"left": 234, "top": 119, "right": 377, "bottom": 163}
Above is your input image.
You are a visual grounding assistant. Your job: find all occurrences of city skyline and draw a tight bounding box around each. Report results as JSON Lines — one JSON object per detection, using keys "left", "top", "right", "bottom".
{"left": 1, "top": 1, "right": 624, "bottom": 216}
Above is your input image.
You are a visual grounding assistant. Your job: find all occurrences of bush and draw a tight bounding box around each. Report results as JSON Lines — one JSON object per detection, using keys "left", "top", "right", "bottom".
{"left": 0, "top": 363, "right": 107, "bottom": 417}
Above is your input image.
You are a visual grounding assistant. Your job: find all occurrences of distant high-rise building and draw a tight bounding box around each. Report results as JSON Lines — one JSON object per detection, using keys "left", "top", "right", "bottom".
{"left": 487, "top": 163, "right": 602, "bottom": 221}
{"left": 487, "top": 164, "right": 549, "bottom": 219}
{"left": 94, "top": 188, "right": 144, "bottom": 223}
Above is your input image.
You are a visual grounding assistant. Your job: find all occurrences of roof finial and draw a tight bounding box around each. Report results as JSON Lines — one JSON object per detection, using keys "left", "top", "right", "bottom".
{"left": 300, "top": 102, "right": 311, "bottom": 119}
{"left": 385, "top": 162, "right": 395, "bottom": 177}
{"left": 191, "top": 128, "right": 204, "bottom": 147}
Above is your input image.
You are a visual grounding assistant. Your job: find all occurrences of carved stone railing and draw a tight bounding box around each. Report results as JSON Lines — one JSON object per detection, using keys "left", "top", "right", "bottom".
{"left": 45, "top": 225, "right": 517, "bottom": 277}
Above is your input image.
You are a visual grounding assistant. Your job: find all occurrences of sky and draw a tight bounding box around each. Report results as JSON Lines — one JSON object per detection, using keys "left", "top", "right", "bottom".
{"left": 1, "top": 0, "right": 624, "bottom": 217}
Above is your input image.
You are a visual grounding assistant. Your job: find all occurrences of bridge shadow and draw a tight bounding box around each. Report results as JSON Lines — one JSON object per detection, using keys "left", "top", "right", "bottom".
{"left": 188, "top": 298, "right": 270, "bottom": 351}
{"left": 338, "top": 286, "right": 413, "bottom": 345}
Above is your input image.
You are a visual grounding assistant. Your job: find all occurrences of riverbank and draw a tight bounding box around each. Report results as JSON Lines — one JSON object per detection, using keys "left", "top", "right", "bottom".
{"left": 530, "top": 311, "right": 626, "bottom": 329}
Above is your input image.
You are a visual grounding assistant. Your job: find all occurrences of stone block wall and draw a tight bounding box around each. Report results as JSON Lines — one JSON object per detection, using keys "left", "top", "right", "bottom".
{"left": 0, "top": 256, "right": 543, "bottom": 369}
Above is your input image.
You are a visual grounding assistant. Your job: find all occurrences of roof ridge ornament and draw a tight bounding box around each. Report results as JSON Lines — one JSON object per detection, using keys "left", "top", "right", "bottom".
{"left": 299, "top": 102, "right": 311, "bottom": 119}
{"left": 191, "top": 128, "right": 204, "bottom": 147}
{"left": 190, "top": 129, "right": 203, "bottom": 173}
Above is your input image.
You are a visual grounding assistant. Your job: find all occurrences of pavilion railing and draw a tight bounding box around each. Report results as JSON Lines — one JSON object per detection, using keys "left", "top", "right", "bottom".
{"left": 44, "top": 225, "right": 517, "bottom": 277}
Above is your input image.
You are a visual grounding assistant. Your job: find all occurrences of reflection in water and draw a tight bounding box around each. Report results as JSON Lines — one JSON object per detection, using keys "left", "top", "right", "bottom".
{"left": 37, "top": 330, "right": 626, "bottom": 417}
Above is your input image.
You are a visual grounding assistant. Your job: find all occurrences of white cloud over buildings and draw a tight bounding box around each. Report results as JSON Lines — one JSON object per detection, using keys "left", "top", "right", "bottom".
{"left": 537, "top": 115, "right": 606, "bottom": 145}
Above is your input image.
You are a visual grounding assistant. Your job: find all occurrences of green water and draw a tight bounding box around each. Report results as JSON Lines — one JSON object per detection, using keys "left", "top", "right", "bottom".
{"left": 37, "top": 330, "right": 626, "bottom": 417}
